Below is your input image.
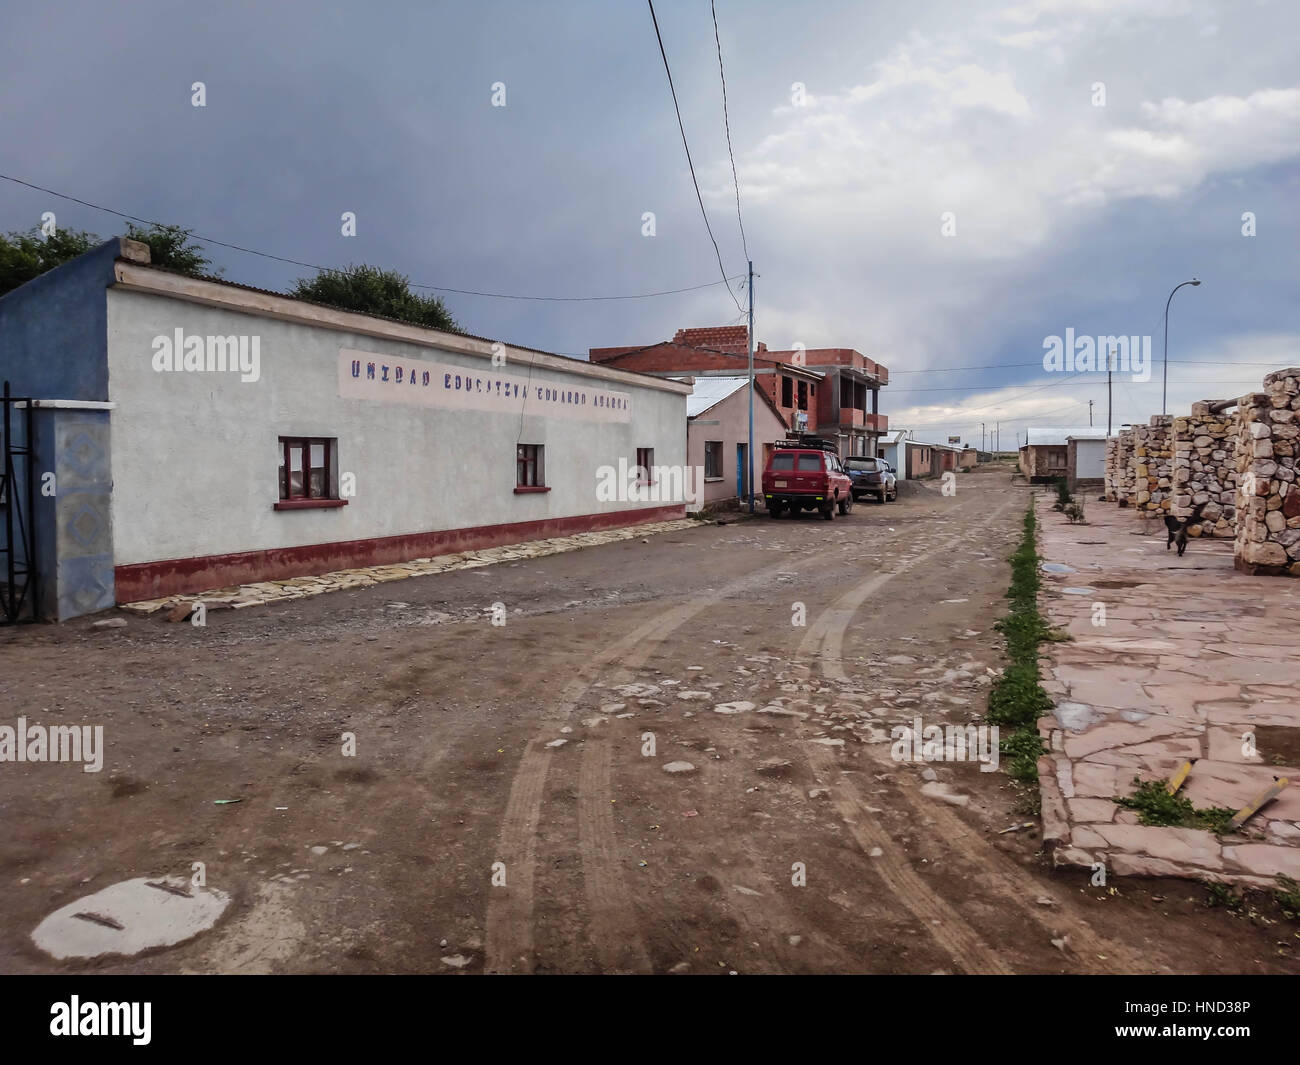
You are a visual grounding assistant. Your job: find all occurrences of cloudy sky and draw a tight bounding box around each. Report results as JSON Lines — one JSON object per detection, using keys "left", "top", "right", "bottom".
{"left": 2, "top": 0, "right": 1296, "bottom": 446}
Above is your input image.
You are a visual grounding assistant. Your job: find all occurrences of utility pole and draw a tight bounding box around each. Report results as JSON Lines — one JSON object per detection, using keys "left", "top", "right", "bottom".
{"left": 1088, "top": 399, "right": 1093, "bottom": 427}
{"left": 981, "top": 422, "right": 985, "bottom": 453}
{"left": 1107, "top": 342, "right": 1113, "bottom": 436}
{"left": 995, "top": 421, "right": 999, "bottom": 454}
{"left": 746, "top": 259, "right": 755, "bottom": 513}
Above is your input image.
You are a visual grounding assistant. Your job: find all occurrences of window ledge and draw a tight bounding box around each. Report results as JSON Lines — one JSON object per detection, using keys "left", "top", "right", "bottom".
{"left": 274, "top": 498, "right": 348, "bottom": 510}
{"left": 704, "top": 476, "right": 725, "bottom": 483}
{"left": 514, "top": 485, "right": 552, "bottom": 494}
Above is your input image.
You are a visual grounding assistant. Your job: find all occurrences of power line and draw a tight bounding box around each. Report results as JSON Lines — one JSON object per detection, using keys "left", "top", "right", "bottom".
{"left": 0, "top": 171, "right": 743, "bottom": 303}
{"left": 646, "top": 0, "right": 745, "bottom": 316}
{"left": 711, "top": 0, "right": 748, "bottom": 262}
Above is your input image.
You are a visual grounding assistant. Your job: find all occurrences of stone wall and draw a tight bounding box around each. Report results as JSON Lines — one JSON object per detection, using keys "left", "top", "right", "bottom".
{"left": 1172, "top": 402, "right": 1239, "bottom": 538}
{"left": 1110, "top": 428, "right": 1136, "bottom": 505}
{"left": 1132, "top": 415, "right": 1173, "bottom": 515}
{"left": 1234, "top": 368, "right": 1300, "bottom": 576}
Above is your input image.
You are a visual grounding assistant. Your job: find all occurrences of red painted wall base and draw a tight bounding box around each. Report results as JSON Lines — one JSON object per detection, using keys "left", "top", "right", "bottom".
{"left": 115, "top": 503, "right": 688, "bottom": 603}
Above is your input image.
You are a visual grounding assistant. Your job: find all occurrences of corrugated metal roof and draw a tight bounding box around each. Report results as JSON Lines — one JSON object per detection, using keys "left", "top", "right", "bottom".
{"left": 1024, "top": 426, "right": 1109, "bottom": 446}
{"left": 679, "top": 375, "right": 750, "bottom": 417}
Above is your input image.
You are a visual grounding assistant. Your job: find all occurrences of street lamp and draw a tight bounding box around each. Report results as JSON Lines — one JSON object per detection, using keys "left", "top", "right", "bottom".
{"left": 1162, "top": 278, "right": 1201, "bottom": 415}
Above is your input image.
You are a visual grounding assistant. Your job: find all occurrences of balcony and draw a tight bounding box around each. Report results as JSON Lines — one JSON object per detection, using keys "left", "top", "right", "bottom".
{"left": 839, "top": 410, "right": 889, "bottom": 433}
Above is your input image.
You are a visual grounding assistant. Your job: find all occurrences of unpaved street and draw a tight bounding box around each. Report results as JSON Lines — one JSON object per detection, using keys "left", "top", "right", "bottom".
{"left": 2, "top": 468, "right": 1295, "bottom": 974}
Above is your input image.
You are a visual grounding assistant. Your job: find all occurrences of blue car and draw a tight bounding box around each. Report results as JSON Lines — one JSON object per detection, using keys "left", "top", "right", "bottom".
{"left": 844, "top": 457, "right": 897, "bottom": 502}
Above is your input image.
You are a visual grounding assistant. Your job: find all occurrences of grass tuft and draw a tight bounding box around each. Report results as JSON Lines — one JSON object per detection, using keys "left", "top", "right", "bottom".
{"left": 986, "top": 503, "right": 1052, "bottom": 783}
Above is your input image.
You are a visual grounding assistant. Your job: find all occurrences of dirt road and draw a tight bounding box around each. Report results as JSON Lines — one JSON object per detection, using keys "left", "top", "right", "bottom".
{"left": 1, "top": 467, "right": 1295, "bottom": 973}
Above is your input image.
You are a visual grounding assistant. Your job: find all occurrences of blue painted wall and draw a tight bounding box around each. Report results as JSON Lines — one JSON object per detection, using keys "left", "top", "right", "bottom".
{"left": 0, "top": 238, "right": 124, "bottom": 619}
{"left": 0, "top": 237, "right": 123, "bottom": 400}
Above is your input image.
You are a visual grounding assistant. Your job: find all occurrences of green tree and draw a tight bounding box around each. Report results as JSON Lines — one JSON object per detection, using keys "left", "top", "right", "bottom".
{"left": 0, "top": 225, "right": 101, "bottom": 298}
{"left": 290, "top": 264, "right": 458, "bottom": 331}
{"left": 125, "top": 222, "right": 218, "bottom": 276}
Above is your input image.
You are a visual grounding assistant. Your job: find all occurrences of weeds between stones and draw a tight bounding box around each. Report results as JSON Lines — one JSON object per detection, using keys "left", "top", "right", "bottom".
{"left": 987, "top": 503, "right": 1060, "bottom": 783}
{"left": 1276, "top": 875, "right": 1300, "bottom": 919}
{"left": 1114, "top": 777, "right": 1237, "bottom": 833}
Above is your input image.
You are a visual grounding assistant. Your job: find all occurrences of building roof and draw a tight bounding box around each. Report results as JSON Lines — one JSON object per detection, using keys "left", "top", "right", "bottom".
{"left": 682, "top": 376, "right": 748, "bottom": 417}
{"left": 881, "top": 429, "right": 961, "bottom": 450}
{"left": 1023, "top": 426, "right": 1108, "bottom": 446}
{"left": 673, "top": 375, "right": 785, "bottom": 423}
{"left": 102, "top": 248, "right": 691, "bottom": 395}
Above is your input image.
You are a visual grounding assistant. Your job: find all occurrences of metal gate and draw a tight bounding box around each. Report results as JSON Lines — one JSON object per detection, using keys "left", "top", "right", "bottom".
{"left": 0, "top": 381, "right": 37, "bottom": 623}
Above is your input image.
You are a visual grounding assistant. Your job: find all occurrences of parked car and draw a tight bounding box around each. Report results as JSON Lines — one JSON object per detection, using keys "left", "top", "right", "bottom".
{"left": 844, "top": 456, "right": 897, "bottom": 502}
{"left": 762, "top": 438, "right": 854, "bottom": 520}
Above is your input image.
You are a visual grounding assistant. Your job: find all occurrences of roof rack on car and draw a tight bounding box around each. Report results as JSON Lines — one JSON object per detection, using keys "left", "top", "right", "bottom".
{"left": 774, "top": 434, "right": 838, "bottom": 452}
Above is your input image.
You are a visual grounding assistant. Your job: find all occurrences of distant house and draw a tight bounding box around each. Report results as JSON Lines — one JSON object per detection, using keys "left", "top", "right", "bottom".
{"left": 1019, "top": 426, "right": 1107, "bottom": 485}
{"left": 878, "top": 429, "right": 962, "bottom": 480}
{"left": 677, "top": 376, "right": 786, "bottom": 506}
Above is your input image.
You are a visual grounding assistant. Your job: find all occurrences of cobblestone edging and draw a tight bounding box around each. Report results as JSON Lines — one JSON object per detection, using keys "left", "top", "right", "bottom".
{"left": 120, "top": 518, "right": 702, "bottom": 615}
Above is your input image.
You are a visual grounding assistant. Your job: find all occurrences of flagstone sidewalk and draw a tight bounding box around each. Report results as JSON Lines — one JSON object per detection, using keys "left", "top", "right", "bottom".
{"left": 119, "top": 518, "right": 700, "bottom": 616}
{"left": 1034, "top": 495, "right": 1300, "bottom": 887}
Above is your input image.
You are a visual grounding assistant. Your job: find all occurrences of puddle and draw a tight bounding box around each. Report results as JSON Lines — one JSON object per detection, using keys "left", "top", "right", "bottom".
{"left": 32, "top": 877, "right": 230, "bottom": 960}
{"left": 1061, "top": 587, "right": 1097, "bottom": 595}
{"left": 1041, "top": 563, "right": 1076, "bottom": 574}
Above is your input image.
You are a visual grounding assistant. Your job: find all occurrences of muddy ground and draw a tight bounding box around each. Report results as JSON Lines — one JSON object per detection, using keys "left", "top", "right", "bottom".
{"left": 1, "top": 465, "right": 1297, "bottom": 974}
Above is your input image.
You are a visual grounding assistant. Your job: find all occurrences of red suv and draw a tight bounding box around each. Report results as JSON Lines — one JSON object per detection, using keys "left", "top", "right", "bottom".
{"left": 762, "top": 439, "right": 854, "bottom": 520}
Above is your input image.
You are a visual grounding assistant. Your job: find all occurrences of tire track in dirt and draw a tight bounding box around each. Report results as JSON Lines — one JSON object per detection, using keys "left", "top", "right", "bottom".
{"left": 484, "top": 563, "right": 787, "bottom": 972}
{"left": 800, "top": 495, "right": 1152, "bottom": 973}
{"left": 484, "top": 531, "right": 892, "bottom": 973}
{"left": 791, "top": 500, "right": 1015, "bottom": 974}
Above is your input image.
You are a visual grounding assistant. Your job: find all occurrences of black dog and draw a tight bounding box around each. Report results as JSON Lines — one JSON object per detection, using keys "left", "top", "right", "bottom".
{"left": 1164, "top": 502, "right": 1209, "bottom": 556}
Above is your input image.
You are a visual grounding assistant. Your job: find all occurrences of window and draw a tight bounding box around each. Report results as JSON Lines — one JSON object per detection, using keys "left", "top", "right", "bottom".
{"left": 516, "top": 444, "right": 547, "bottom": 491}
{"left": 770, "top": 452, "right": 795, "bottom": 472}
{"left": 846, "top": 458, "right": 879, "bottom": 471}
{"left": 276, "top": 437, "right": 345, "bottom": 510}
{"left": 797, "top": 381, "right": 808, "bottom": 410}
{"left": 795, "top": 453, "right": 822, "bottom": 472}
{"left": 781, "top": 375, "right": 793, "bottom": 407}
{"left": 704, "top": 441, "right": 723, "bottom": 479}
{"left": 636, "top": 447, "right": 654, "bottom": 485}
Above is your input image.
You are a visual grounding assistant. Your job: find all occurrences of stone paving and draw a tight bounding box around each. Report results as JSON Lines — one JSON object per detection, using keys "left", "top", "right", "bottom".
{"left": 1036, "top": 495, "right": 1300, "bottom": 887}
{"left": 119, "top": 518, "right": 700, "bottom": 615}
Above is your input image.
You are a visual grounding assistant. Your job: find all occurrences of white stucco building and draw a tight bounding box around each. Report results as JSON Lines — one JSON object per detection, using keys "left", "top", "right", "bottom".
{"left": 0, "top": 238, "right": 690, "bottom": 617}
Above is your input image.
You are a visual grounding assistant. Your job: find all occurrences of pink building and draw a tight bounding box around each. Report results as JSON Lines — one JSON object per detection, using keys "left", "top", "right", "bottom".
{"left": 681, "top": 376, "right": 786, "bottom": 506}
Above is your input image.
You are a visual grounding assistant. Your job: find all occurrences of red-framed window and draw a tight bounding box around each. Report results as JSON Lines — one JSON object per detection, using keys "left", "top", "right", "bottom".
{"left": 517, "top": 444, "right": 544, "bottom": 488}
{"left": 279, "top": 437, "right": 334, "bottom": 500}
{"left": 636, "top": 447, "right": 654, "bottom": 485}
